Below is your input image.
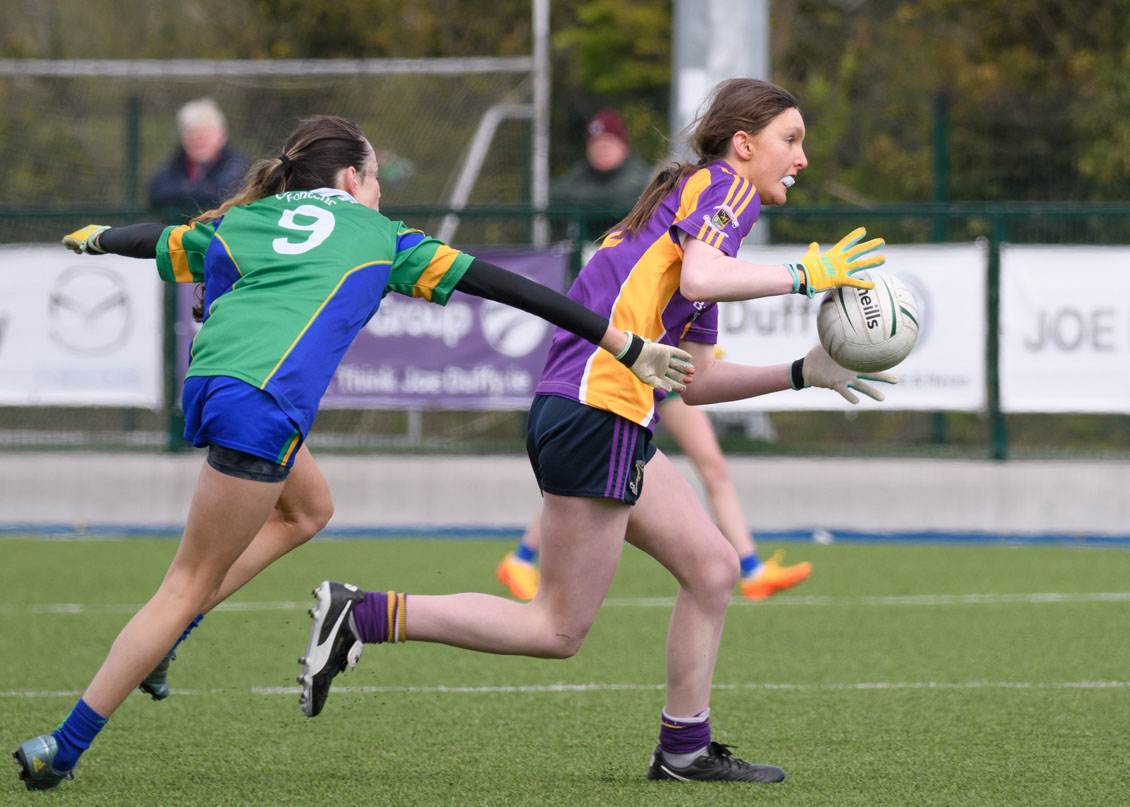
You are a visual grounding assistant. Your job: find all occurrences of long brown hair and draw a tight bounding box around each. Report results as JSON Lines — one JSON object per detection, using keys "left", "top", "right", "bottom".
{"left": 613, "top": 78, "right": 799, "bottom": 238}
{"left": 190, "top": 115, "right": 372, "bottom": 319}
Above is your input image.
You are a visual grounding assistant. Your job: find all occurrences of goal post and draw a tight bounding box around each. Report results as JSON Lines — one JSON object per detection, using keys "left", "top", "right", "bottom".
{"left": 0, "top": 52, "right": 549, "bottom": 246}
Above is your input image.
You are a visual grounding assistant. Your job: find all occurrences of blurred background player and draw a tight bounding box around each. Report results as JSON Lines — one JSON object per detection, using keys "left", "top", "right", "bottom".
{"left": 497, "top": 356, "right": 811, "bottom": 602}
{"left": 147, "top": 97, "right": 250, "bottom": 216}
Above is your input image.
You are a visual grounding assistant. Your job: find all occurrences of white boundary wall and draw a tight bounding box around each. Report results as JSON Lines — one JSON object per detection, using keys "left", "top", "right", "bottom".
{"left": 2, "top": 452, "right": 1128, "bottom": 537}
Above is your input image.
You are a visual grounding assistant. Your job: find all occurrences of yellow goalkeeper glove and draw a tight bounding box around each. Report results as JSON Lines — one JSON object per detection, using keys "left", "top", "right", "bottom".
{"left": 61, "top": 224, "right": 111, "bottom": 254}
{"left": 787, "top": 227, "right": 885, "bottom": 298}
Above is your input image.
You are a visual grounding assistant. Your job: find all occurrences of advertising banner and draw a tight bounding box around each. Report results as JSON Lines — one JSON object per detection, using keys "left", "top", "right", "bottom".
{"left": 1001, "top": 245, "right": 1130, "bottom": 413}
{"left": 707, "top": 242, "right": 987, "bottom": 412}
{"left": 0, "top": 246, "right": 162, "bottom": 406}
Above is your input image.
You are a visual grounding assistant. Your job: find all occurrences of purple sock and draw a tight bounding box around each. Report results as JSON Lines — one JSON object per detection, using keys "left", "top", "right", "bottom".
{"left": 658, "top": 708, "right": 711, "bottom": 756}
{"left": 349, "top": 590, "right": 407, "bottom": 644}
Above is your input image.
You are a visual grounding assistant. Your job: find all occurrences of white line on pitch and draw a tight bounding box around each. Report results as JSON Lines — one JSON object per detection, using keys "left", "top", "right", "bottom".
{"left": 2, "top": 680, "right": 1127, "bottom": 700}
{"left": 4, "top": 591, "right": 1130, "bottom": 616}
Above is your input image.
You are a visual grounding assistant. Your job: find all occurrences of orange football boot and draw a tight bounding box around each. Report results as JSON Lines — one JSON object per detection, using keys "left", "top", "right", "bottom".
{"left": 496, "top": 553, "right": 539, "bottom": 600}
{"left": 740, "top": 550, "right": 812, "bottom": 600}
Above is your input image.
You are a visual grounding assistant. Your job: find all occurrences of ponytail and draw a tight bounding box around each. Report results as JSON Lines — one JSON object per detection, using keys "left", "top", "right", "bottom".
{"left": 609, "top": 162, "right": 702, "bottom": 239}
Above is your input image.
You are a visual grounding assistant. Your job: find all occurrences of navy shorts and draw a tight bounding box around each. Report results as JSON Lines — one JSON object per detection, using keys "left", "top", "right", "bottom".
{"left": 526, "top": 394, "right": 656, "bottom": 505}
{"left": 182, "top": 375, "right": 304, "bottom": 472}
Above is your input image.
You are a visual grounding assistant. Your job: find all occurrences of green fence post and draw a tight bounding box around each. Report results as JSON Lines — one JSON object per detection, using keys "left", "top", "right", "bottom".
{"left": 163, "top": 284, "right": 185, "bottom": 453}
{"left": 986, "top": 210, "right": 1007, "bottom": 460}
{"left": 124, "top": 95, "right": 141, "bottom": 209}
{"left": 932, "top": 93, "right": 949, "bottom": 241}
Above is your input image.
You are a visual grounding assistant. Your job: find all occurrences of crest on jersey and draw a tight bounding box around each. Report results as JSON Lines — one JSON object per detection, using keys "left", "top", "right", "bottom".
{"left": 711, "top": 205, "right": 734, "bottom": 229}
{"left": 703, "top": 203, "right": 739, "bottom": 238}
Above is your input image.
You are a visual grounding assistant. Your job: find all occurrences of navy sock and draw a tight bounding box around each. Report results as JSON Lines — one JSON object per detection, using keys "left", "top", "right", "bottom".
{"left": 513, "top": 542, "right": 537, "bottom": 564}
{"left": 740, "top": 552, "right": 761, "bottom": 577}
{"left": 52, "top": 698, "right": 108, "bottom": 771}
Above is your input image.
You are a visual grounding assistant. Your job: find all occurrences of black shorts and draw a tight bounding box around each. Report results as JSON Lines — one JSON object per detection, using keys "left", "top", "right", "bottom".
{"left": 207, "top": 443, "right": 292, "bottom": 483}
{"left": 525, "top": 394, "right": 656, "bottom": 505}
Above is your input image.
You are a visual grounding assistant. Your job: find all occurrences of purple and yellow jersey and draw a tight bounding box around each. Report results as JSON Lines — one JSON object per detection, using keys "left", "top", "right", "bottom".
{"left": 536, "top": 161, "right": 761, "bottom": 428}
{"left": 155, "top": 188, "right": 471, "bottom": 434}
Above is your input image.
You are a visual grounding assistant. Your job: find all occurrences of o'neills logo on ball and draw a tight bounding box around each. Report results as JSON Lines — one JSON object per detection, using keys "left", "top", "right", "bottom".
{"left": 858, "top": 287, "right": 881, "bottom": 330}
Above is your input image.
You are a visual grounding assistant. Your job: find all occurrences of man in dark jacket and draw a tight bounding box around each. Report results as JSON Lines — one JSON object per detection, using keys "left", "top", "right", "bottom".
{"left": 551, "top": 108, "right": 653, "bottom": 236}
{"left": 147, "top": 98, "right": 249, "bottom": 216}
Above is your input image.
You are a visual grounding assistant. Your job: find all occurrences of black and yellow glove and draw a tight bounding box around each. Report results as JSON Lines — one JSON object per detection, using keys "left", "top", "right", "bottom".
{"left": 61, "top": 224, "right": 111, "bottom": 254}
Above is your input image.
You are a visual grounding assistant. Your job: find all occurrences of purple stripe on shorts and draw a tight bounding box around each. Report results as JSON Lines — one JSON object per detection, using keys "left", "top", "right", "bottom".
{"left": 605, "top": 417, "right": 622, "bottom": 498}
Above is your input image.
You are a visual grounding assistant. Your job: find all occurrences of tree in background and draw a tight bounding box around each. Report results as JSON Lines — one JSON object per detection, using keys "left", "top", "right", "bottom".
{"left": 3, "top": 0, "right": 1130, "bottom": 206}
{"left": 773, "top": 0, "right": 1130, "bottom": 203}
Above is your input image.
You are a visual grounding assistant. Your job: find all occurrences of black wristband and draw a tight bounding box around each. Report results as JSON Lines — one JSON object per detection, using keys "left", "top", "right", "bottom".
{"left": 616, "top": 333, "right": 645, "bottom": 367}
{"left": 789, "top": 358, "right": 806, "bottom": 390}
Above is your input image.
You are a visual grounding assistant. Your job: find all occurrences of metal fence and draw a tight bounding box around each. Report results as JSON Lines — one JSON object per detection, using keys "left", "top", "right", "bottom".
{"left": 3, "top": 202, "right": 1130, "bottom": 460}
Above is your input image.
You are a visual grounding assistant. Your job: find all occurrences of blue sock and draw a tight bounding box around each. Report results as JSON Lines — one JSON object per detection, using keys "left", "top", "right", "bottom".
{"left": 513, "top": 542, "right": 537, "bottom": 564}
{"left": 52, "top": 698, "right": 108, "bottom": 771}
{"left": 171, "top": 612, "right": 205, "bottom": 654}
{"left": 740, "top": 552, "right": 761, "bottom": 578}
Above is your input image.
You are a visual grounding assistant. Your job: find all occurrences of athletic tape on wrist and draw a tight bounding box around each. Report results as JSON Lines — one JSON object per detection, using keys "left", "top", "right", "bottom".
{"left": 790, "top": 358, "right": 806, "bottom": 390}
{"left": 786, "top": 263, "right": 803, "bottom": 295}
{"left": 615, "top": 332, "right": 645, "bottom": 367}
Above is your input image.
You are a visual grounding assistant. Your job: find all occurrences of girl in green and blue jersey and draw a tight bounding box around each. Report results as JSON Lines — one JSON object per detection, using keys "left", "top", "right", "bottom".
{"left": 13, "top": 114, "right": 691, "bottom": 791}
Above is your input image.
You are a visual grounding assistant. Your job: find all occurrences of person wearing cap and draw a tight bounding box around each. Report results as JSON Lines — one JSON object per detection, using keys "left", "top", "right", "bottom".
{"left": 147, "top": 97, "right": 250, "bottom": 216}
{"left": 551, "top": 108, "right": 654, "bottom": 230}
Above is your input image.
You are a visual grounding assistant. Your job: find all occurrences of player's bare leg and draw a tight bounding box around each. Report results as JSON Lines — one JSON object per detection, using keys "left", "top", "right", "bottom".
{"left": 84, "top": 464, "right": 284, "bottom": 716}
{"left": 299, "top": 493, "right": 630, "bottom": 716}
{"left": 663, "top": 397, "right": 810, "bottom": 600}
{"left": 624, "top": 449, "right": 737, "bottom": 717}
{"left": 15, "top": 463, "right": 285, "bottom": 789}
{"left": 405, "top": 493, "right": 629, "bottom": 656}
{"left": 626, "top": 450, "right": 783, "bottom": 783}
{"left": 140, "top": 445, "right": 332, "bottom": 700}
{"left": 208, "top": 445, "right": 333, "bottom": 609}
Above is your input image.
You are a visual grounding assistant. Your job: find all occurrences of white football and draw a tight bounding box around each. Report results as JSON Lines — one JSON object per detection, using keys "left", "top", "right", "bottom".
{"left": 816, "top": 270, "right": 919, "bottom": 372}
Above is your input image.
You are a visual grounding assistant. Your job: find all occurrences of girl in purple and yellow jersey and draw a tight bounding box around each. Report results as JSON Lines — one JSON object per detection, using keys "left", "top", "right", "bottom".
{"left": 13, "top": 115, "right": 691, "bottom": 791}
{"left": 305, "top": 79, "right": 901, "bottom": 785}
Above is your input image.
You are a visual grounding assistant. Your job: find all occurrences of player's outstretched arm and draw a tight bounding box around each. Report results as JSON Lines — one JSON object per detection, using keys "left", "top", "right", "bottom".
{"left": 679, "top": 226, "right": 884, "bottom": 303}
{"left": 454, "top": 258, "right": 693, "bottom": 392}
{"left": 678, "top": 341, "right": 895, "bottom": 407}
{"left": 793, "top": 344, "right": 897, "bottom": 404}
{"left": 61, "top": 224, "right": 166, "bottom": 259}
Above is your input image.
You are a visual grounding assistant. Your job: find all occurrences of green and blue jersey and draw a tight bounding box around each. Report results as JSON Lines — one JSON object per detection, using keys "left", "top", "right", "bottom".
{"left": 156, "top": 188, "right": 471, "bottom": 434}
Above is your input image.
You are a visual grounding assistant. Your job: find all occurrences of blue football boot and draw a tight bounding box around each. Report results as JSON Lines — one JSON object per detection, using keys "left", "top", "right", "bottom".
{"left": 12, "top": 734, "right": 75, "bottom": 791}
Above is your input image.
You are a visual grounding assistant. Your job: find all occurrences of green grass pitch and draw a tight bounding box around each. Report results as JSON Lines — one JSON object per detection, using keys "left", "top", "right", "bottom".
{"left": 2, "top": 535, "right": 1129, "bottom": 806}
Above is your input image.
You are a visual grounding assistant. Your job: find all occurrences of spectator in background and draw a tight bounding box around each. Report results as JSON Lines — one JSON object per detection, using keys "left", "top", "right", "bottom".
{"left": 551, "top": 108, "right": 653, "bottom": 235}
{"left": 147, "top": 98, "right": 249, "bottom": 215}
